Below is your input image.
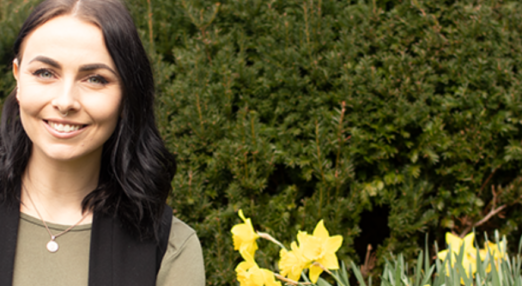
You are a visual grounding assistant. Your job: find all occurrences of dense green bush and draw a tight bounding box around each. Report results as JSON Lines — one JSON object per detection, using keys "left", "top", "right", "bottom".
{"left": 4, "top": 0, "right": 522, "bottom": 284}
{"left": 0, "top": 0, "right": 33, "bottom": 102}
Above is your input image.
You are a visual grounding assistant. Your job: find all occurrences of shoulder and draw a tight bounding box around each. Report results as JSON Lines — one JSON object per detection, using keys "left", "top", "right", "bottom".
{"left": 156, "top": 216, "right": 205, "bottom": 285}
{"left": 167, "top": 216, "right": 199, "bottom": 254}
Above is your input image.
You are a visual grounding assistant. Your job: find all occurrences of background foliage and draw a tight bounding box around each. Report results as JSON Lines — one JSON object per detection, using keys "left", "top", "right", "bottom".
{"left": 3, "top": 0, "right": 522, "bottom": 284}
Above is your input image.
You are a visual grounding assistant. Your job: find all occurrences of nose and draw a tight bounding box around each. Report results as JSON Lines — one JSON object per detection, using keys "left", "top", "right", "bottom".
{"left": 51, "top": 80, "right": 81, "bottom": 117}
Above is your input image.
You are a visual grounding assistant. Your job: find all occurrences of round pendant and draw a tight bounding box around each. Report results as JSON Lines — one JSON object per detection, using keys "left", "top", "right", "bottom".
{"left": 47, "top": 240, "right": 59, "bottom": 253}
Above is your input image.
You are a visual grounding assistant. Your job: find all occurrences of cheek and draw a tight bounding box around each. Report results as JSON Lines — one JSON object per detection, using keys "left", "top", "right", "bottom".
{"left": 18, "top": 88, "right": 47, "bottom": 118}
{"left": 17, "top": 76, "right": 55, "bottom": 116}
{"left": 83, "top": 91, "right": 122, "bottom": 129}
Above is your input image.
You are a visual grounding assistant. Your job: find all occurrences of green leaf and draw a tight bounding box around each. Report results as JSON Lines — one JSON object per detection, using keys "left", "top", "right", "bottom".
{"left": 317, "top": 277, "right": 332, "bottom": 286}
{"left": 339, "top": 261, "right": 350, "bottom": 286}
{"left": 351, "top": 261, "right": 367, "bottom": 286}
{"left": 415, "top": 250, "right": 423, "bottom": 286}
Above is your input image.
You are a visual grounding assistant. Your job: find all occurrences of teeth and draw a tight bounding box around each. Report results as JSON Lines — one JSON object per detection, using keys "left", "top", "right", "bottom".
{"left": 49, "top": 122, "right": 82, "bottom": 133}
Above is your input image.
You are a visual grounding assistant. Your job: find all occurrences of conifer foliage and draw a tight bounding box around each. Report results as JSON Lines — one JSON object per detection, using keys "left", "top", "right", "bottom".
{"left": 3, "top": 0, "right": 522, "bottom": 284}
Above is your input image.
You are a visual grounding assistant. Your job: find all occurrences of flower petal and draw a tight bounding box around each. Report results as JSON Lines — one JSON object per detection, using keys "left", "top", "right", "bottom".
{"left": 240, "top": 248, "right": 257, "bottom": 265}
{"left": 250, "top": 266, "right": 265, "bottom": 286}
{"left": 296, "top": 231, "right": 309, "bottom": 245}
{"left": 312, "top": 220, "right": 330, "bottom": 239}
{"left": 261, "top": 269, "right": 282, "bottom": 286}
{"left": 239, "top": 209, "right": 247, "bottom": 222}
{"left": 325, "top": 235, "right": 343, "bottom": 253}
{"left": 437, "top": 249, "right": 448, "bottom": 261}
{"left": 309, "top": 264, "right": 323, "bottom": 283}
{"left": 445, "top": 232, "right": 462, "bottom": 253}
{"left": 463, "top": 233, "right": 475, "bottom": 252}
{"left": 299, "top": 234, "right": 322, "bottom": 261}
{"left": 279, "top": 242, "right": 309, "bottom": 281}
{"left": 318, "top": 253, "right": 340, "bottom": 270}
{"left": 231, "top": 210, "right": 259, "bottom": 257}
{"left": 236, "top": 260, "right": 254, "bottom": 273}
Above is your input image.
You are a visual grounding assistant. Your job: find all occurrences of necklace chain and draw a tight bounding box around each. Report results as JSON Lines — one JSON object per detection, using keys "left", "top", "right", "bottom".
{"left": 23, "top": 184, "right": 90, "bottom": 253}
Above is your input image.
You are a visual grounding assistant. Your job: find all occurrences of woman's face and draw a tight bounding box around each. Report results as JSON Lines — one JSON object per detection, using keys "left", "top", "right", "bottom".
{"left": 13, "top": 15, "right": 122, "bottom": 163}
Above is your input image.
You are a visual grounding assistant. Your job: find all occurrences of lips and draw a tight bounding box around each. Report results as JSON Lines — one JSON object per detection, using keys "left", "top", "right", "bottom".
{"left": 45, "top": 120, "right": 86, "bottom": 133}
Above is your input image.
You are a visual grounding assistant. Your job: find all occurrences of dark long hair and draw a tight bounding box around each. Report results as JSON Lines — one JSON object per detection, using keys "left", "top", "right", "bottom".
{"left": 0, "top": 0, "right": 176, "bottom": 240}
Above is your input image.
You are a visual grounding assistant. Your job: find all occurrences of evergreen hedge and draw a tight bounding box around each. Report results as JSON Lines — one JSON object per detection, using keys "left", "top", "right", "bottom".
{"left": 3, "top": 0, "right": 522, "bottom": 284}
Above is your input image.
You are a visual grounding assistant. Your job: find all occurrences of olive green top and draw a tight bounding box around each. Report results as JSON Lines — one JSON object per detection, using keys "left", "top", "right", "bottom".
{"left": 13, "top": 212, "right": 205, "bottom": 286}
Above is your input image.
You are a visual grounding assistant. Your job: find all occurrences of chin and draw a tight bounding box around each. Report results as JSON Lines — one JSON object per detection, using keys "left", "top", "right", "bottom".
{"left": 35, "top": 145, "right": 103, "bottom": 164}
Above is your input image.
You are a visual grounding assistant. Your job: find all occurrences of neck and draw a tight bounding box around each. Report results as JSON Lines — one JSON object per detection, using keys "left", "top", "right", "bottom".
{"left": 20, "top": 150, "right": 100, "bottom": 225}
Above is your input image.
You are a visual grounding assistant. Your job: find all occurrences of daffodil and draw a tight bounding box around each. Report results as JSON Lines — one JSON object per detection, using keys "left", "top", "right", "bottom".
{"left": 297, "top": 220, "right": 343, "bottom": 283}
{"left": 236, "top": 251, "right": 282, "bottom": 286}
{"left": 278, "top": 241, "right": 309, "bottom": 281}
{"left": 484, "top": 240, "right": 507, "bottom": 261}
{"left": 437, "top": 232, "right": 479, "bottom": 278}
{"left": 482, "top": 239, "right": 508, "bottom": 272}
{"left": 231, "top": 209, "right": 260, "bottom": 259}
{"left": 437, "top": 232, "right": 511, "bottom": 280}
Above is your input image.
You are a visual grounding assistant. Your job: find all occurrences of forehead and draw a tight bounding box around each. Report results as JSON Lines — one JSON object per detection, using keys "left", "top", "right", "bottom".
{"left": 20, "top": 15, "right": 115, "bottom": 68}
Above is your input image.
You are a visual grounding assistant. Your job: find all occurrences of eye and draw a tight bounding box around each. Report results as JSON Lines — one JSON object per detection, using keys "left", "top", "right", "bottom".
{"left": 33, "top": 69, "right": 54, "bottom": 79}
{"left": 86, "top": 75, "right": 108, "bottom": 85}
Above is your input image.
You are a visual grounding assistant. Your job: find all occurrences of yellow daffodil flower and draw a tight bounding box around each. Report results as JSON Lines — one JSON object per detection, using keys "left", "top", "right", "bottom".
{"left": 484, "top": 241, "right": 507, "bottom": 261}
{"left": 437, "top": 232, "right": 479, "bottom": 278}
{"left": 231, "top": 209, "right": 260, "bottom": 259}
{"left": 437, "top": 232, "right": 510, "bottom": 280}
{"left": 278, "top": 241, "right": 309, "bottom": 281}
{"left": 482, "top": 240, "right": 508, "bottom": 272}
{"left": 297, "top": 220, "right": 343, "bottom": 283}
{"left": 236, "top": 251, "right": 282, "bottom": 286}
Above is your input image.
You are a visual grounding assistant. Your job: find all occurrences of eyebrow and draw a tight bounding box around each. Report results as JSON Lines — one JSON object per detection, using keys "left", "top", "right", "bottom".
{"left": 28, "top": 56, "right": 118, "bottom": 77}
{"left": 29, "top": 56, "right": 60, "bottom": 69}
{"left": 79, "top": 64, "right": 118, "bottom": 77}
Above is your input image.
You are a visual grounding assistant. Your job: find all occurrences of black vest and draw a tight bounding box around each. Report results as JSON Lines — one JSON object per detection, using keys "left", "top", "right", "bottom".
{"left": 0, "top": 201, "right": 172, "bottom": 285}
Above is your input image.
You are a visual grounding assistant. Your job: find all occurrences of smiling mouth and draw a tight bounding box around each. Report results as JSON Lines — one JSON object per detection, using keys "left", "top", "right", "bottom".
{"left": 46, "top": 121, "right": 86, "bottom": 133}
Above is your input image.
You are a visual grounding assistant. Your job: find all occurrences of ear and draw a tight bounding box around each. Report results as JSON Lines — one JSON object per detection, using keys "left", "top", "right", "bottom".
{"left": 12, "top": 59, "right": 19, "bottom": 81}
{"left": 12, "top": 59, "right": 20, "bottom": 100}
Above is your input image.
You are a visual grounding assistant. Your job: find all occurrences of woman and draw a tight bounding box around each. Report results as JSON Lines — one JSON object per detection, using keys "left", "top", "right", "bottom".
{"left": 0, "top": 0, "right": 205, "bottom": 285}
